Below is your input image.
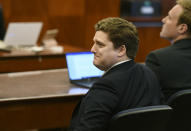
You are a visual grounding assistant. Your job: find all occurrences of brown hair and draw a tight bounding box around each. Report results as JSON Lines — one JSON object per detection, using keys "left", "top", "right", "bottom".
{"left": 177, "top": 0, "right": 191, "bottom": 36}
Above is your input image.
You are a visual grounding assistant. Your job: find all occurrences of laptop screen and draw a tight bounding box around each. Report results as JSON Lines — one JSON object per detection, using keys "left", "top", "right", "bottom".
{"left": 4, "top": 22, "right": 43, "bottom": 46}
{"left": 66, "top": 52, "right": 104, "bottom": 80}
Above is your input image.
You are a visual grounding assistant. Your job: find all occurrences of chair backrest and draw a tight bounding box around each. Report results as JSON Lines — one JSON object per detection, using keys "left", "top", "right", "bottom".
{"left": 108, "top": 105, "right": 172, "bottom": 131}
{"left": 166, "top": 89, "right": 191, "bottom": 131}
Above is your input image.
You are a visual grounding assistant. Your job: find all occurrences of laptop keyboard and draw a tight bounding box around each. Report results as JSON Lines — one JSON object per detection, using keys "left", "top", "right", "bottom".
{"left": 74, "top": 78, "right": 99, "bottom": 88}
{"left": 77, "top": 81, "right": 94, "bottom": 88}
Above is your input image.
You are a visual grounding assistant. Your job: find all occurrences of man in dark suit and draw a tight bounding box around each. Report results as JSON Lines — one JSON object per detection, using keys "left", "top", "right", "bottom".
{"left": 68, "top": 17, "right": 162, "bottom": 131}
{"left": 146, "top": 0, "right": 191, "bottom": 100}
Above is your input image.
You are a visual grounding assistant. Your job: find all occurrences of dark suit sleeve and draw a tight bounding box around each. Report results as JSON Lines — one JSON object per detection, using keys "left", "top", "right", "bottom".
{"left": 145, "top": 52, "right": 161, "bottom": 81}
{"left": 72, "top": 80, "right": 119, "bottom": 131}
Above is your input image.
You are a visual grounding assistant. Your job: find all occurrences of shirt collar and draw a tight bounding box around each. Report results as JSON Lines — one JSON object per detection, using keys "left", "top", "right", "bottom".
{"left": 103, "top": 59, "right": 132, "bottom": 75}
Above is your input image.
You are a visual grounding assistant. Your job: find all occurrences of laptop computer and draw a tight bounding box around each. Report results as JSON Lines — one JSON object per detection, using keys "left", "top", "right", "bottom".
{"left": 66, "top": 51, "right": 104, "bottom": 88}
{"left": 3, "top": 22, "right": 43, "bottom": 47}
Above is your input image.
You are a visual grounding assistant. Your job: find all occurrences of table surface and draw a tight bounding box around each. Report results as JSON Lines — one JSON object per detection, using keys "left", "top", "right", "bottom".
{"left": 0, "top": 68, "right": 89, "bottom": 99}
{"left": 0, "top": 44, "right": 87, "bottom": 57}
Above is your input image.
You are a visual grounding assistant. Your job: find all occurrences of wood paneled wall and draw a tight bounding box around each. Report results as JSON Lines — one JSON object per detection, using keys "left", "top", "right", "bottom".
{"left": 0, "top": 0, "right": 119, "bottom": 48}
{"left": 135, "top": 27, "right": 170, "bottom": 62}
{"left": 0, "top": 0, "right": 175, "bottom": 62}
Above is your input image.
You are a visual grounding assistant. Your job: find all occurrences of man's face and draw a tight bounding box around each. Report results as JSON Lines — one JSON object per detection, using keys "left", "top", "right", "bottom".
{"left": 160, "top": 4, "right": 183, "bottom": 42}
{"left": 91, "top": 31, "right": 120, "bottom": 71}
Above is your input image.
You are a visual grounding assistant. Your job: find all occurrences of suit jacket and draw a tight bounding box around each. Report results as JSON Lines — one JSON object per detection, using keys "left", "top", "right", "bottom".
{"left": 68, "top": 60, "right": 162, "bottom": 131}
{"left": 146, "top": 38, "right": 191, "bottom": 100}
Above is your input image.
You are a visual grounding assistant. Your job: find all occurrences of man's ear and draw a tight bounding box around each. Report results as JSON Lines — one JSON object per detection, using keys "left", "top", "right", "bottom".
{"left": 118, "top": 45, "right": 126, "bottom": 57}
{"left": 178, "top": 24, "right": 188, "bottom": 34}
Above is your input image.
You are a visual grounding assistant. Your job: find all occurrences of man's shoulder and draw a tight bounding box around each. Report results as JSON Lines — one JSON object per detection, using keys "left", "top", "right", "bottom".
{"left": 134, "top": 63, "right": 157, "bottom": 76}
{"left": 96, "top": 62, "right": 135, "bottom": 83}
{"left": 150, "top": 46, "right": 172, "bottom": 55}
{"left": 104, "top": 63, "right": 154, "bottom": 80}
{"left": 146, "top": 46, "right": 175, "bottom": 61}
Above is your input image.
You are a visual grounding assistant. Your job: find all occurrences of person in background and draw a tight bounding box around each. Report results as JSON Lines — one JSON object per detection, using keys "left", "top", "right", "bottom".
{"left": 146, "top": 0, "right": 191, "bottom": 100}
{"left": 0, "top": 5, "right": 5, "bottom": 40}
{"left": 68, "top": 17, "right": 162, "bottom": 131}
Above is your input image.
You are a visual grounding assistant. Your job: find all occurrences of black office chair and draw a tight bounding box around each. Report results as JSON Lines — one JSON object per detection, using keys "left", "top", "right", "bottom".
{"left": 108, "top": 105, "right": 172, "bottom": 131}
{"left": 166, "top": 89, "right": 191, "bottom": 131}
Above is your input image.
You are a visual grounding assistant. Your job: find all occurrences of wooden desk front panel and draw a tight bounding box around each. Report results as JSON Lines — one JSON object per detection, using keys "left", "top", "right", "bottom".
{"left": 0, "top": 95, "right": 82, "bottom": 130}
{"left": 0, "top": 45, "right": 87, "bottom": 73}
{"left": 0, "top": 54, "right": 66, "bottom": 73}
